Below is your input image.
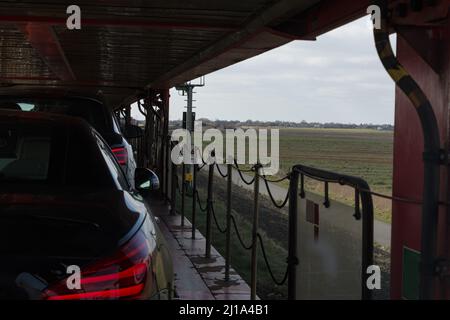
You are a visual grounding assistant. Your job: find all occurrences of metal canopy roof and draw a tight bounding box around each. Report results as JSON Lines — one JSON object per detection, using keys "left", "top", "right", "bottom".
{"left": 0, "top": 0, "right": 371, "bottom": 107}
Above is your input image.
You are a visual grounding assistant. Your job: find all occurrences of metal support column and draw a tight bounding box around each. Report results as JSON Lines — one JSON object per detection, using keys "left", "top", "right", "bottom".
{"left": 191, "top": 164, "right": 198, "bottom": 239}
{"left": 170, "top": 162, "right": 177, "bottom": 216}
{"left": 287, "top": 170, "right": 299, "bottom": 300}
{"left": 181, "top": 163, "right": 186, "bottom": 227}
{"left": 225, "top": 163, "right": 233, "bottom": 281}
{"left": 250, "top": 164, "right": 261, "bottom": 300}
{"left": 205, "top": 164, "right": 214, "bottom": 258}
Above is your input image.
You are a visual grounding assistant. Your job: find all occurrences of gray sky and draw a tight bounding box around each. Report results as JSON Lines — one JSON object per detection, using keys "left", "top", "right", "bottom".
{"left": 140, "top": 16, "right": 397, "bottom": 125}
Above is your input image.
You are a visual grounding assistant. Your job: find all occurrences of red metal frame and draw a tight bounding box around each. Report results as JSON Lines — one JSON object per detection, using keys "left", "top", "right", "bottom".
{"left": 0, "top": 77, "right": 142, "bottom": 89}
{"left": 0, "top": 15, "right": 238, "bottom": 31}
{"left": 392, "top": 0, "right": 449, "bottom": 27}
{"left": 390, "top": 9, "right": 449, "bottom": 299}
{"left": 273, "top": 0, "right": 371, "bottom": 40}
{"left": 18, "top": 23, "right": 75, "bottom": 81}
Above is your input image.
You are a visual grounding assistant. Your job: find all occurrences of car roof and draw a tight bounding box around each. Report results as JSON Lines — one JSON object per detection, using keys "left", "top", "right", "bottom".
{"left": 0, "top": 93, "right": 104, "bottom": 107}
{"left": 0, "top": 109, "right": 93, "bottom": 131}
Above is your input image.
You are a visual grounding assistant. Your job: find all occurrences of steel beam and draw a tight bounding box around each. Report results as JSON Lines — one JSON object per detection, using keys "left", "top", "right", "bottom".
{"left": 148, "top": 0, "right": 382, "bottom": 88}
{"left": 148, "top": 0, "right": 320, "bottom": 88}
{"left": 392, "top": 0, "right": 449, "bottom": 27}
{"left": 272, "top": 0, "right": 370, "bottom": 40}
{"left": 396, "top": 26, "right": 444, "bottom": 74}
{"left": 0, "top": 78, "right": 140, "bottom": 89}
{"left": 18, "top": 23, "right": 75, "bottom": 81}
{"left": 0, "top": 15, "right": 238, "bottom": 31}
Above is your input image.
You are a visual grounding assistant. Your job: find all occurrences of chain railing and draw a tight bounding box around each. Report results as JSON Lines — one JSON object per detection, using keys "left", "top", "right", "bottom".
{"left": 287, "top": 165, "right": 375, "bottom": 300}
{"left": 161, "top": 135, "right": 391, "bottom": 300}
{"left": 159, "top": 135, "right": 450, "bottom": 300}
{"left": 167, "top": 156, "right": 293, "bottom": 300}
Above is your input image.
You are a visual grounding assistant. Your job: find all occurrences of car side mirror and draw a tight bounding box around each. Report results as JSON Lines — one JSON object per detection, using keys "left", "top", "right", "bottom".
{"left": 135, "top": 168, "right": 160, "bottom": 194}
{"left": 124, "top": 124, "right": 143, "bottom": 139}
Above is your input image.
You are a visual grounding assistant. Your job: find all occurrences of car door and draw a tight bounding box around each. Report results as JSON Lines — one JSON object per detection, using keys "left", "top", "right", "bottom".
{"left": 94, "top": 131, "right": 173, "bottom": 299}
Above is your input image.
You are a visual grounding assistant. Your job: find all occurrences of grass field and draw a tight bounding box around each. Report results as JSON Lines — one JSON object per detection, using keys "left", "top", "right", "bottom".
{"left": 271, "top": 128, "right": 394, "bottom": 222}
{"left": 227, "top": 127, "right": 394, "bottom": 222}
{"left": 277, "top": 128, "right": 393, "bottom": 188}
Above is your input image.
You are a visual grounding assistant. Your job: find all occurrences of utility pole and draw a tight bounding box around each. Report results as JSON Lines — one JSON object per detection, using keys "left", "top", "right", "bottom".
{"left": 176, "top": 77, "right": 205, "bottom": 190}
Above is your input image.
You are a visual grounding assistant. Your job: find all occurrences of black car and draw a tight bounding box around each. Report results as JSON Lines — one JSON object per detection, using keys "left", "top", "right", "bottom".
{"left": 0, "top": 110, "right": 173, "bottom": 300}
{"left": 0, "top": 94, "right": 141, "bottom": 186}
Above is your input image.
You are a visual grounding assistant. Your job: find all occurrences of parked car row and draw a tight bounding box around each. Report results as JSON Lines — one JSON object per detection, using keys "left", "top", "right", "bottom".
{"left": 0, "top": 93, "right": 173, "bottom": 300}
{"left": 0, "top": 95, "right": 141, "bottom": 186}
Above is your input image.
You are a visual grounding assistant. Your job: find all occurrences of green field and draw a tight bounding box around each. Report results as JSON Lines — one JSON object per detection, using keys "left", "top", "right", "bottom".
{"left": 205, "top": 127, "right": 394, "bottom": 222}
{"left": 231, "top": 127, "right": 394, "bottom": 222}
{"left": 275, "top": 128, "right": 394, "bottom": 222}
{"left": 277, "top": 128, "right": 393, "bottom": 188}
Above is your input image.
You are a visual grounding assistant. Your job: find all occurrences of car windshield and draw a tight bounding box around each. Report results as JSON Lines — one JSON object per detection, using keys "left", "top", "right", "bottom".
{"left": 0, "top": 120, "right": 112, "bottom": 188}
{"left": 0, "top": 97, "right": 108, "bottom": 134}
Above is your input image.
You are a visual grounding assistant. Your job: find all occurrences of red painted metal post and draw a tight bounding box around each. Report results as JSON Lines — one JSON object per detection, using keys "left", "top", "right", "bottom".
{"left": 390, "top": 24, "right": 450, "bottom": 300}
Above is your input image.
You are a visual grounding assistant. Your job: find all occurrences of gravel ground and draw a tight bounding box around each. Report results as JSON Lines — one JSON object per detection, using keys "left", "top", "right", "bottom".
{"left": 373, "top": 244, "right": 391, "bottom": 300}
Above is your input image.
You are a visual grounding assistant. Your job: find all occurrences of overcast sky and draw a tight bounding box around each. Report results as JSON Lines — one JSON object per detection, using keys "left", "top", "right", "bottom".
{"left": 137, "top": 16, "right": 396, "bottom": 125}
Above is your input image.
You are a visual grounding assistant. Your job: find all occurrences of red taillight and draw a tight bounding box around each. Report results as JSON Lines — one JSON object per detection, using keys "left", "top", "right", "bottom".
{"left": 111, "top": 147, "right": 128, "bottom": 165}
{"left": 44, "top": 230, "right": 150, "bottom": 300}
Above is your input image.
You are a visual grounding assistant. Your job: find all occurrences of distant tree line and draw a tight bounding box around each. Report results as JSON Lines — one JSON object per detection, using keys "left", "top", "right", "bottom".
{"left": 169, "top": 118, "right": 394, "bottom": 131}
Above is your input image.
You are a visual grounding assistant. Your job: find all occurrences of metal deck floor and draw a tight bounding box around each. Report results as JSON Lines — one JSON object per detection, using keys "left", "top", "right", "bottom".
{"left": 148, "top": 196, "right": 252, "bottom": 300}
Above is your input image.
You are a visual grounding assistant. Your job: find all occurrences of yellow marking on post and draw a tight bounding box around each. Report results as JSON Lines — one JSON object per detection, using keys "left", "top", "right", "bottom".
{"left": 388, "top": 66, "right": 408, "bottom": 82}
{"left": 380, "top": 45, "right": 392, "bottom": 59}
{"left": 185, "top": 173, "right": 193, "bottom": 182}
{"left": 408, "top": 91, "right": 422, "bottom": 109}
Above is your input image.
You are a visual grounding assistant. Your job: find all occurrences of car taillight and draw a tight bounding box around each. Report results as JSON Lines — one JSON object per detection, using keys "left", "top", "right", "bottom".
{"left": 111, "top": 147, "right": 128, "bottom": 165}
{"left": 44, "top": 230, "right": 151, "bottom": 300}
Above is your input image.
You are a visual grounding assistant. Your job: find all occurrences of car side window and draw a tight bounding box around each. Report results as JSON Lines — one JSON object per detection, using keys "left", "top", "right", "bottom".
{"left": 94, "top": 133, "right": 129, "bottom": 190}
{"left": 111, "top": 114, "right": 122, "bottom": 135}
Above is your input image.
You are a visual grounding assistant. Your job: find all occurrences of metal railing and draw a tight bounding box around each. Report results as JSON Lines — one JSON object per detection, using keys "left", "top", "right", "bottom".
{"left": 287, "top": 165, "right": 374, "bottom": 300}
{"left": 162, "top": 142, "right": 375, "bottom": 300}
